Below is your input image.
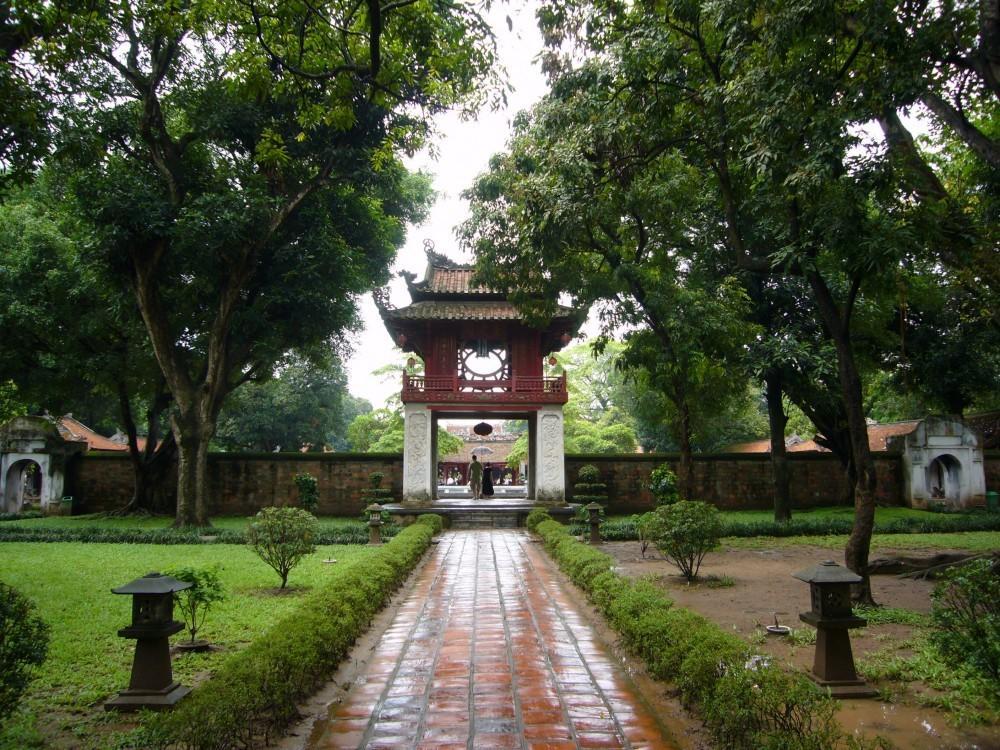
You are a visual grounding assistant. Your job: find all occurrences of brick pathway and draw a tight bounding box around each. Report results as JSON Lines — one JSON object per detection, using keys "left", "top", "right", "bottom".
{"left": 308, "top": 530, "right": 677, "bottom": 750}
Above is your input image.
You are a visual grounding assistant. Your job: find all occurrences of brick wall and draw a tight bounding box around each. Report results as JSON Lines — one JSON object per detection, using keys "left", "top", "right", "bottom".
{"left": 566, "top": 453, "right": 903, "bottom": 513}
{"left": 69, "top": 450, "right": 914, "bottom": 516}
{"left": 68, "top": 453, "right": 403, "bottom": 516}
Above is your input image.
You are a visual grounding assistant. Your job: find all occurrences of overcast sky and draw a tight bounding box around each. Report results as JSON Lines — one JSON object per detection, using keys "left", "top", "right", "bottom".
{"left": 343, "top": 2, "right": 551, "bottom": 408}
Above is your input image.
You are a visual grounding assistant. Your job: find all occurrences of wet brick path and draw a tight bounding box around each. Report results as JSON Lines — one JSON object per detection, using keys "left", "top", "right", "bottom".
{"left": 309, "top": 530, "right": 676, "bottom": 749}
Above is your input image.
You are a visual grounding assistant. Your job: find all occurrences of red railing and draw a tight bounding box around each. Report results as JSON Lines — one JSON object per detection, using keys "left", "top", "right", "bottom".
{"left": 402, "top": 373, "right": 568, "bottom": 403}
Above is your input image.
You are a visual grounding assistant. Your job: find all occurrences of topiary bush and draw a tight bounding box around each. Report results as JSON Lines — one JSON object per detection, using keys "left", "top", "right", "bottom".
{"left": 647, "top": 463, "right": 680, "bottom": 506}
{"left": 0, "top": 582, "right": 50, "bottom": 723}
{"left": 293, "top": 473, "right": 319, "bottom": 513}
{"left": 931, "top": 558, "right": 1000, "bottom": 683}
{"left": 650, "top": 500, "right": 722, "bottom": 581}
{"left": 246, "top": 507, "right": 318, "bottom": 588}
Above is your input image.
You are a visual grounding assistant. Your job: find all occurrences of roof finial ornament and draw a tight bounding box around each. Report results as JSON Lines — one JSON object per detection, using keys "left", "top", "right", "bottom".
{"left": 423, "top": 238, "right": 435, "bottom": 253}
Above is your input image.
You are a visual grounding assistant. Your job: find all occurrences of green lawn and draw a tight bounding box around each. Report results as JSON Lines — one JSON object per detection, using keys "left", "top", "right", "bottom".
{"left": 0, "top": 542, "right": 374, "bottom": 749}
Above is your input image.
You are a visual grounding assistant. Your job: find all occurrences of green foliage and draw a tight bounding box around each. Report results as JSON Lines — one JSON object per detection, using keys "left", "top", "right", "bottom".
{"left": 215, "top": 359, "right": 370, "bottom": 452}
{"left": 532, "top": 520, "right": 862, "bottom": 748}
{"left": 650, "top": 501, "right": 722, "bottom": 581}
{"left": 150, "top": 518, "right": 439, "bottom": 749}
{"left": 647, "top": 464, "right": 680, "bottom": 506}
{"left": 293, "top": 473, "right": 319, "bottom": 514}
{"left": 577, "top": 464, "right": 600, "bottom": 483}
{"left": 525, "top": 508, "right": 552, "bottom": 532}
{"left": 162, "top": 567, "right": 226, "bottom": 644}
{"left": 415, "top": 514, "right": 444, "bottom": 534}
{"left": 246, "top": 508, "right": 319, "bottom": 588}
{"left": 0, "top": 583, "right": 49, "bottom": 724}
{"left": 931, "top": 559, "right": 1000, "bottom": 683}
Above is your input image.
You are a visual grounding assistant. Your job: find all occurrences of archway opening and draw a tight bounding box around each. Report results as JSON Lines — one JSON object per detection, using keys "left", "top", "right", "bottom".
{"left": 926, "top": 454, "right": 962, "bottom": 504}
{"left": 4, "top": 459, "right": 43, "bottom": 513}
{"left": 435, "top": 418, "right": 528, "bottom": 499}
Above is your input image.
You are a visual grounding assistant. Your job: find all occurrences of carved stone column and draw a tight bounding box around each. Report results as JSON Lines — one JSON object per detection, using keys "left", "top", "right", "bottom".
{"left": 402, "top": 404, "right": 434, "bottom": 504}
{"left": 534, "top": 405, "right": 565, "bottom": 505}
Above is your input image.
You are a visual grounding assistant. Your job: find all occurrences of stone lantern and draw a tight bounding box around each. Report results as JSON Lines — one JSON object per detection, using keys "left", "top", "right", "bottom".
{"left": 585, "top": 502, "right": 603, "bottom": 545}
{"left": 106, "top": 572, "right": 192, "bottom": 711}
{"left": 792, "top": 560, "right": 877, "bottom": 698}
{"left": 366, "top": 503, "right": 384, "bottom": 546}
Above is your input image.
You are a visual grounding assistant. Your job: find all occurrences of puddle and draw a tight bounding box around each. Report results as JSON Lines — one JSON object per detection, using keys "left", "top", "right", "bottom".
{"left": 838, "top": 698, "right": 1000, "bottom": 749}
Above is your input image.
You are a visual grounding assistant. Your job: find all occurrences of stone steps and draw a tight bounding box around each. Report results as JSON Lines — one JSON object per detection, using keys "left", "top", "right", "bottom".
{"left": 447, "top": 510, "right": 521, "bottom": 529}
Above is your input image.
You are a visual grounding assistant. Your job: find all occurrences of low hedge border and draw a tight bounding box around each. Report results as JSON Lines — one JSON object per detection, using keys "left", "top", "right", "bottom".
{"left": 137, "top": 514, "right": 442, "bottom": 749}
{"left": 533, "top": 516, "right": 887, "bottom": 749}
{"left": 570, "top": 511, "right": 1000, "bottom": 541}
{"left": 0, "top": 524, "right": 399, "bottom": 545}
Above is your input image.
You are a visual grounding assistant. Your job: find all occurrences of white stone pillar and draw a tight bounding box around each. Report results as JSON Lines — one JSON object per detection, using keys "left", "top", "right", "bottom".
{"left": 534, "top": 405, "right": 566, "bottom": 504}
{"left": 402, "top": 404, "right": 434, "bottom": 504}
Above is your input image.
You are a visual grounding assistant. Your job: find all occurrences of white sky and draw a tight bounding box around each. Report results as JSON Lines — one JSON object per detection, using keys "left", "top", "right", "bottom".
{"left": 344, "top": 1, "right": 551, "bottom": 408}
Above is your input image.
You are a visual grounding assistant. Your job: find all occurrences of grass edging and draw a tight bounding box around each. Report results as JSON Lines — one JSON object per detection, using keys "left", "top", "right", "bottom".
{"left": 531, "top": 515, "right": 884, "bottom": 749}
{"left": 140, "top": 515, "right": 441, "bottom": 749}
{"left": 574, "top": 511, "right": 1000, "bottom": 541}
{"left": 0, "top": 524, "right": 397, "bottom": 545}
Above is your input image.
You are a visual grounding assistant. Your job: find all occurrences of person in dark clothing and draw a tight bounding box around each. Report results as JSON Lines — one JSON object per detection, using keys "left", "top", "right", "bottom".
{"left": 482, "top": 462, "right": 495, "bottom": 497}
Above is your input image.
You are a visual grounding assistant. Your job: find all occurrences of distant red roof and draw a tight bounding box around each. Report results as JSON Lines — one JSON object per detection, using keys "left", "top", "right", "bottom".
{"left": 56, "top": 415, "right": 147, "bottom": 452}
{"left": 725, "top": 421, "right": 920, "bottom": 454}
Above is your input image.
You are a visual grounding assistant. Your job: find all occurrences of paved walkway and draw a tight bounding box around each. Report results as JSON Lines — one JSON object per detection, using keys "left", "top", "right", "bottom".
{"left": 308, "top": 530, "right": 677, "bottom": 750}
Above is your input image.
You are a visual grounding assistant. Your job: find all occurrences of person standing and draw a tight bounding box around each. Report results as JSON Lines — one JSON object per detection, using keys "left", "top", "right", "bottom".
{"left": 482, "top": 462, "right": 495, "bottom": 497}
{"left": 469, "top": 455, "right": 483, "bottom": 500}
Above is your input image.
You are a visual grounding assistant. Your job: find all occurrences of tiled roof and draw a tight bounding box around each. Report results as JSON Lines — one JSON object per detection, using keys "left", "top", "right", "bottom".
{"left": 386, "top": 301, "right": 576, "bottom": 322}
{"left": 57, "top": 415, "right": 146, "bottom": 452}
{"left": 424, "top": 267, "right": 492, "bottom": 295}
{"left": 724, "top": 421, "right": 921, "bottom": 454}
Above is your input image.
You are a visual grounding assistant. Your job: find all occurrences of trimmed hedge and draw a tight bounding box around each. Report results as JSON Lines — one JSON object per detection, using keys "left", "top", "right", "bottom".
{"left": 570, "top": 510, "right": 1000, "bottom": 541}
{"left": 532, "top": 515, "right": 883, "bottom": 749}
{"left": 0, "top": 523, "right": 397, "bottom": 545}
{"left": 0, "top": 510, "right": 44, "bottom": 522}
{"left": 143, "top": 514, "right": 442, "bottom": 749}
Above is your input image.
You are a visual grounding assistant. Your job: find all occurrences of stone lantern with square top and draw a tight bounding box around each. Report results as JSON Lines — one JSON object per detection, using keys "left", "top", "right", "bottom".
{"left": 792, "top": 560, "right": 877, "bottom": 697}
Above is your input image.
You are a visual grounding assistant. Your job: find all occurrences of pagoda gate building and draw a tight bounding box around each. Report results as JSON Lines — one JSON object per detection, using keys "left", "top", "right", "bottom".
{"left": 378, "top": 251, "right": 582, "bottom": 505}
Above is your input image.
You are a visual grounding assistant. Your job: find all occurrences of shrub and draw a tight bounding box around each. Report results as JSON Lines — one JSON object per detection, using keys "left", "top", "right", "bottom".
{"left": 0, "top": 582, "right": 50, "bottom": 723}
{"left": 151, "top": 519, "right": 438, "bottom": 749}
{"left": 636, "top": 511, "right": 666, "bottom": 558}
{"left": 577, "top": 464, "right": 600, "bottom": 483}
{"left": 931, "top": 558, "right": 1000, "bottom": 683}
{"left": 293, "top": 473, "right": 319, "bottom": 513}
{"left": 525, "top": 507, "right": 551, "bottom": 531}
{"left": 651, "top": 501, "right": 722, "bottom": 581}
{"left": 246, "top": 507, "right": 318, "bottom": 588}
{"left": 163, "top": 566, "right": 226, "bottom": 645}
{"left": 415, "top": 513, "right": 443, "bottom": 534}
{"left": 648, "top": 463, "right": 680, "bottom": 506}
{"left": 532, "top": 520, "right": 862, "bottom": 750}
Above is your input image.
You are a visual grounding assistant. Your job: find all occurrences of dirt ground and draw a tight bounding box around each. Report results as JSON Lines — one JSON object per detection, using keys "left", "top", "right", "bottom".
{"left": 603, "top": 540, "right": 1000, "bottom": 750}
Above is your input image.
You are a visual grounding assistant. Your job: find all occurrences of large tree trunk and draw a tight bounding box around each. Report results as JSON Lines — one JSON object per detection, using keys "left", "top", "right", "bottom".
{"left": 113, "top": 379, "right": 177, "bottom": 515}
{"left": 676, "top": 398, "right": 695, "bottom": 500}
{"left": 765, "top": 371, "right": 792, "bottom": 522}
{"left": 172, "top": 402, "right": 216, "bottom": 527}
{"left": 807, "top": 271, "right": 877, "bottom": 604}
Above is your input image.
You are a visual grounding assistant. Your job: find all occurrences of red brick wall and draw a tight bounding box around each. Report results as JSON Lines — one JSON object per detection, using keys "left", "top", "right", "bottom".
{"left": 986, "top": 452, "right": 1000, "bottom": 493}
{"left": 68, "top": 450, "right": 912, "bottom": 516}
{"left": 566, "top": 453, "right": 903, "bottom": 513}
{"left": 68, "top": 453, "right": 403, "bottom": 516}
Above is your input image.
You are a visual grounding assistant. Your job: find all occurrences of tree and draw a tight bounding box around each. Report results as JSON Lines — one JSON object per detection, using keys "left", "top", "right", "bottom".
{"left": 0, "top": 181, "right": 178, "bottom": 515}
{"left": 246, "top": 507, "right": 318, "bottom": 589}
{"left": 29, "top": 0, "right": 497, "bottom": 526}
{"left": 214, "top": 357, "right": 364, "bottom": 452}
